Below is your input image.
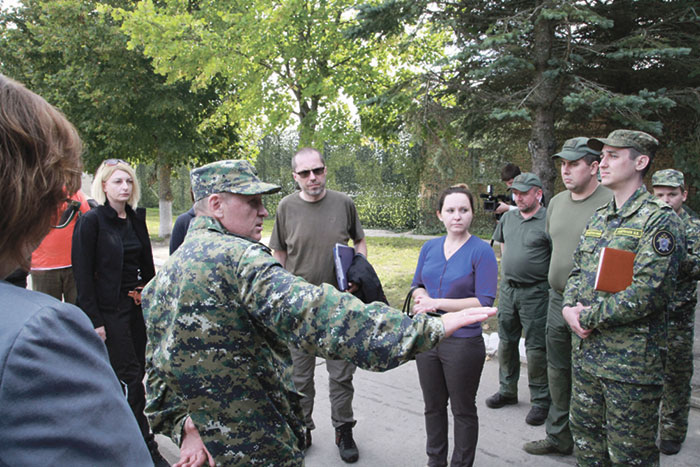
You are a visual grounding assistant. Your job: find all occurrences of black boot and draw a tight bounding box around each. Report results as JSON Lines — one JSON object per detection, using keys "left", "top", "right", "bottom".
{"left": 335, "top": 422, "right": 359, "bottom": 463}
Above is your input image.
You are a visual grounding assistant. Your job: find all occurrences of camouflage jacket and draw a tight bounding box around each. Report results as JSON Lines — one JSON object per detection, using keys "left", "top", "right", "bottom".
{"left": 142, "top": 215, "right": 444, "bottom": 466}
{"left": 563, "top": 186, "right": 685, "bottom": 385}
{"left": 672, "top": 209, "right": 700, "bottom": 310}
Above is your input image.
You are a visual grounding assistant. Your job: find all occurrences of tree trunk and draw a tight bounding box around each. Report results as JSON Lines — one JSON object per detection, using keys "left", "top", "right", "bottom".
{"left": 158, "top": 160, "right": 173, "bottom": 238}
{"left": 528, "top": 4, "right": 558, "bottom": 203}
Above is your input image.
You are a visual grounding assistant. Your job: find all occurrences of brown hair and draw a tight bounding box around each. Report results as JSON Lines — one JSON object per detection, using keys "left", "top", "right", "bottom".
{"left": 291, "top": 147, "right": 326, "bottom": 171}
{"left": 0, "top": 75, "right": 83, "bottom": 271}
{"left": 437, "top": 183, "right": 474, "bottom": 213}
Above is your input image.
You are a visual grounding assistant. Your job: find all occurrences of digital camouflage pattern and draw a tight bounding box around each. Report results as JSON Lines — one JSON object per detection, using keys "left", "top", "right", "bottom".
{"left": 651, "top": 168, "right": 685, "bottom": 188}
{"left": 142, "top": 215, "right": 445, "bottom": 466}
{"left": 660, "top": 209, "right": 700, "bottom": 443}
{"left": 564, "top": 186, "right": 685, "bottom": 465}
{"left": 190, "top": 159, "right": 280, "bottom": 201}
{"left": 588, "top": 129, "right": 659, "bottom": 156}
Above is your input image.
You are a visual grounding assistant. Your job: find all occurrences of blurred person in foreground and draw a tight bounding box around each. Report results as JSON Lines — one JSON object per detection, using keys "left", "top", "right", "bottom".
{"left": 563, "top": 130, "right": 684, "bottom": 465}
{"left": 72, "top": 158, "right": 166, "bottom": 465}
{"left": 411, "top": 184, "right": 498, "bottom": 466}
{"left": 0, "top": 74, "right": 151, "bottom": 465}
{"left": 651, "top": 169, "right": 700, "bottom": 456}
{"left": 142, "top": 160, "right": 496, "bottom": 467}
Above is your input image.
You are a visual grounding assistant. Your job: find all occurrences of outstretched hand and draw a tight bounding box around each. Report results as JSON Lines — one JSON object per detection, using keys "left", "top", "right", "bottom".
{"left": 441, "top": 307, "right": 497, "bottom": 336}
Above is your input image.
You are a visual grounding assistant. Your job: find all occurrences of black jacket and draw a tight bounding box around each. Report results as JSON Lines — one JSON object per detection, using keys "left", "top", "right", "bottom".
{"left": 347, "top": 254, "right": 389, "bottom": 305}
{"left": 72, "top": 202, "right": 155, "bottom": 328}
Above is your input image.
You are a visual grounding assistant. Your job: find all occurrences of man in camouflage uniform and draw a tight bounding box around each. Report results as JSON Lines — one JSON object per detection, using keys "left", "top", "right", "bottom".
{"left": 142, "top": 160, "right": 496, "bottom": 466}
{"left": 651, "top": 169, "right": 700, "bottom": 456}
{"left": 563, "top": 130, "right": 685, "bottom": 466}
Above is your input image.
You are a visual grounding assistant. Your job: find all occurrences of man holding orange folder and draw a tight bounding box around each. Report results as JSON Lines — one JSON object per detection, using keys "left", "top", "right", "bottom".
{"left": 562, "top": 130, "right": 685, "bottom": 466}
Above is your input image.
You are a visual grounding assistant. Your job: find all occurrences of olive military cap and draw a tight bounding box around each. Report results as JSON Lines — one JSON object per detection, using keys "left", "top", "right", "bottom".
{"left": 191, "top": 160, "right": 281, "bottom": 201}
{"left": 651, "top": 169, "right": 685, "bottom": 188}
{"left": 588, "top": 129, "right": 659, "bottom": 156}
{"left": 509, "top": 172, "right": 542, "bottom": 192}
{"left": 552, "top": 137, "right": 601, "bottom": 161}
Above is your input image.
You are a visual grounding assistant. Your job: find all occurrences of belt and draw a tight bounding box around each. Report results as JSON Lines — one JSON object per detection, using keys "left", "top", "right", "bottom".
{"left": 507, "top": 279, "right": 547, "bottom": 289}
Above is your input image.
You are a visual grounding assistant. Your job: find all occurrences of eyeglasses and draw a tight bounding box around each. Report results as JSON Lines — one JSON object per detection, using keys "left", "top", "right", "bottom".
{"left": 104, "top": 159, "right": 129, "bottom": 167}
{"left": 294, "top": 166, "right": 325, "bottom": 178}
{"left": 52, "top": 200, "right": 82, "bottom": 229}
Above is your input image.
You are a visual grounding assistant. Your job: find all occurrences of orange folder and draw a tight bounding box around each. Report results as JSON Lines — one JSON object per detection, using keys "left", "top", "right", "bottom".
{"left": 594, "top": 247, "right": 635, "bottom": 293}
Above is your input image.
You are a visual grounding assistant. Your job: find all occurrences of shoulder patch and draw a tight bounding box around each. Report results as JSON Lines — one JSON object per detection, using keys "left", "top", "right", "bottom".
{"left": 584, "top": 229, "right": 603, "bottom": 238}
{"left": 653, "top": 230, "right": 676, "bottom": 256}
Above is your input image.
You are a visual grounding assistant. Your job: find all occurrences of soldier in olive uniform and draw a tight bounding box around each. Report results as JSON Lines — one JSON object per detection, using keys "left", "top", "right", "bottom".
{"left": 523, "top": 137, "right": 611, "bottom": 456}
{"left": 651, "top": 169, "right": 700, "bottom": 456}
{"left": 487, "top": 172, "right": 552, "bottom": 427}
{"left": 563, "top": 130, "right": 685, "bottom": 466}
{"left": 142, "top": 160, "right": 496, "bottom": 467}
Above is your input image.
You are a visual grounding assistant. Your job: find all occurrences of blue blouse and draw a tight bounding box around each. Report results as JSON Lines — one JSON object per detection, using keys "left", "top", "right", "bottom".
{"left": 411, "top": 235, "right": 498, "bottom": 338}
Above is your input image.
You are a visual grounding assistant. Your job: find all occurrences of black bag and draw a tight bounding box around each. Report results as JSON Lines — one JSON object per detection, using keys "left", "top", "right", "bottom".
{"left": 401, "top": 286, "right": 422, "bottom": 316}
{"left": 402, "top": 286, "right": 441, "bottom": 317}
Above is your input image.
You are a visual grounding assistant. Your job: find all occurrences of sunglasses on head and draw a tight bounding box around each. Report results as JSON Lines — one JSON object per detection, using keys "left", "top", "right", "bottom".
{"left": 295, "top": 166, "right": 325, "bottom": 178}
{"left": 104, "top": 159, "right": 129, "bottom": 167}
{"left": 52, "top": 199, "right": 82, "bottom": 229}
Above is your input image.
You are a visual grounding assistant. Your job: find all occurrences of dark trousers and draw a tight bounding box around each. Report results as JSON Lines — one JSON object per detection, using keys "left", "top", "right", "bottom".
{"left": 31, "top": 267, "right": 78, "bottom": 304}
{"left": 103, "top": 293, "right": 150, "bottom": 440}
{"left": 497, "top": 281, "right": 550, "bottom": 408}
{"left": 416, "top": 335, "right": 485, "bottom": 467}
{"left": 544, "top": 289, "right": 573, "bottom": 451}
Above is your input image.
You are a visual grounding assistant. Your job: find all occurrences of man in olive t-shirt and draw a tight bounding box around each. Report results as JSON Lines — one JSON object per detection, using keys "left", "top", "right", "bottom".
{"left": 270, "top": 147, "right": 367, "bottom": 463}
{"left": 523, "top": 138, "right": 611, "bottom": 456}
{"left": 487, "top": 172, "right": 552, "bottom": 427}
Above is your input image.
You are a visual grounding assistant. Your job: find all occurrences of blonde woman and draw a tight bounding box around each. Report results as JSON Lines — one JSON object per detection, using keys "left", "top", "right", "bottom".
{"left": 72, "top": 159, "right": 166, "bottom": 465}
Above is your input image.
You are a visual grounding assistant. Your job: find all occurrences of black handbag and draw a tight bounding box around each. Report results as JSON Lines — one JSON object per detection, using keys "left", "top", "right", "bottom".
{"left": 402, "top": 286, "right": 441, "bottom": 317}
{"left": 401, "top": 286, "right": 422, "bottom": 315}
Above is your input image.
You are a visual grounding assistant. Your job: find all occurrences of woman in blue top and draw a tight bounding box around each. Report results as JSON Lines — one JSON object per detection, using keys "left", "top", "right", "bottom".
{"left": 411, "top": 184, "right": 498, "bottom": 467}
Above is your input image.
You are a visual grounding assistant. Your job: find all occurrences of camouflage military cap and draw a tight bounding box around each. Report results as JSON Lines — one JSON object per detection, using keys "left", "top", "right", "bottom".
{"left": 190, "top": 160, "right": 281, "bottom": 201}
{"left": 508, "top": 172, "right": 542, "bottom": 192}
{"left": 587, "top": 129, "right": 659, "bottom": 156}
{"left": 651, "top": 169, "right": 685, "bottom": 188}
{"left": 552, "top": 137, "right": 600, "bottom": 161}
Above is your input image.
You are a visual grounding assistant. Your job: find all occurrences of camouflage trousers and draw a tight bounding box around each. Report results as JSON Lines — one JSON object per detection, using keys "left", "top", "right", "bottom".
{"left": 659, "top": 300, "right": 696, "bottom": 443}
{"left": 570, "top": 365, "right": 662, "bottom": 466}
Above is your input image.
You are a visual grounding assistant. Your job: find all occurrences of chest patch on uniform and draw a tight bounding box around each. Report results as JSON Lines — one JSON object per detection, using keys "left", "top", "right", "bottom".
{"left": 584, "top": 229, "right": 603, "bottom": 238}
{"left": 653, "top": 230, "right": 675, "bottom": 256}
{"left": 614, "top": 228, "right": 643, "bottom": 238}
